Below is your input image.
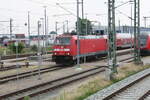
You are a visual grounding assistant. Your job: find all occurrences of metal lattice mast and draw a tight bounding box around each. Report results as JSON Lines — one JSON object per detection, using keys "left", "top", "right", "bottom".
{"left": 108, "top": 0, "right": 117, "bottom": 79}
{"left": 134, "top": 0, "right": 142, "bottom": 64}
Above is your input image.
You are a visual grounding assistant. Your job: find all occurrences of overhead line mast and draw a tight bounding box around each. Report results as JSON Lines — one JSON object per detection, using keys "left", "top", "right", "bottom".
{"left": 134, "top": 0, "right": 142, "bottom": 64}
{"left": 108, "top": 0, "right": 117, "bottom": 80}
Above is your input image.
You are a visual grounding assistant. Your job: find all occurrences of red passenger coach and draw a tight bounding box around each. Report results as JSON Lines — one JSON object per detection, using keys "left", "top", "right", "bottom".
{"left": 52, "top": 35, "right": 107, "bottom": 64}
{"left": 116, "top": 33, "right": 134, "bottom": 48}
{"left": 140, "top": 33, "right": 150, "bottom": 53}
{"left": 102, "top": 33, "right": 133, "bottom": 48}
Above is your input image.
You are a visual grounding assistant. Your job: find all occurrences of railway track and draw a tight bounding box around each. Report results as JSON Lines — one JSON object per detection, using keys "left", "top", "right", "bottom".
{"left": 1, "top": 52, "right": 52, "bottom": 60}
{"left": 1, "top": 53, "right": 37, "bottom": 60}
{"left": 0, "top": 49, "right": 134, "bottom": 84}
{"left": 0, "top": 49, "right": 140, "bottom": 99}
{"left": 0, "top": 66, "right": 106, "bottom": 100}
{"left": 101, "top": 69, "right": 150, "bottom": 100}
{"left": 0, "top": 48, "right": 132, "bottom": 70}
{"left": 0, "top": 64, "right": 29, "bottom": 71}
{"left": 139, "top": 90, "right": 150, "bottom": 100}
{"left": 0, "top": 56, "right": 52, "bottom": 71}
{"left": 0, "top": 65, "right": 66, "bottom": 84}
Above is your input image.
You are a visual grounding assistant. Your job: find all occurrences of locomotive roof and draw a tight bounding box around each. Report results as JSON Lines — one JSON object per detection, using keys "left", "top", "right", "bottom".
{"left": 57, "top": 35, "right": 104, "bottom": 39}
{"left": 79, "top": 35, "right": 103, "bottom": 39}
{"left": 141, "top": 32, "right": 150, "bottom": 36}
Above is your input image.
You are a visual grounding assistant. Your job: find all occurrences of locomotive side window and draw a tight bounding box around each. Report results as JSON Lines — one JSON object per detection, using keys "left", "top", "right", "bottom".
{"left": 54, "top": 37, "right": 71, "bottom": 45}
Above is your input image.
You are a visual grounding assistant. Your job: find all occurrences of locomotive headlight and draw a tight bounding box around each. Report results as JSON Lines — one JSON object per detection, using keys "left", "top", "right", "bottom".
{"left": 64, "top": 49, "right": 70, "bottom": 51}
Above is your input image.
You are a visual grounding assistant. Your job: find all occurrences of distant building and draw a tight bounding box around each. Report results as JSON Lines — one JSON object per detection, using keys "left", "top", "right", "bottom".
{"left": 1, "top": 34, "right": 28, "bottom": 46}
{"left": 29, "top": 32, "right": 58, "bottom": 46}
{"left": 15, "top": 34, "right": 25, "bottom": 39}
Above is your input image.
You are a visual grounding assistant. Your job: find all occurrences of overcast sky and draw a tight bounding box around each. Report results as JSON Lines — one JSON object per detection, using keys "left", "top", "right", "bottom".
{"left": 0, "top": 0, "right": 149, "bottom": 36}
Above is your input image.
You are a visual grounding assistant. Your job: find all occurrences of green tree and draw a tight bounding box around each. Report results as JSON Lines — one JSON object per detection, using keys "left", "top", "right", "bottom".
{"left": 8, "top": 42, "right": 25, "bottom": 54}
{"left": 76, "top": 18, "right": 93, "bottom": 35}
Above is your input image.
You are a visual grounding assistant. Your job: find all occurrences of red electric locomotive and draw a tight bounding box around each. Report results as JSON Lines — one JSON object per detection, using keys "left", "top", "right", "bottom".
{"left": 140, "top": 33, "right": 150, "bottom": 53}
{"left": 52, "top": 33, "right": 134, "bottom": 64}
{"left": 52, "top": 35, "right": 107, "bottom": 64}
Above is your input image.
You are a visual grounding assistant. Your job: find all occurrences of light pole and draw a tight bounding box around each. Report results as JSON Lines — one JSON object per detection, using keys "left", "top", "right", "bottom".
{"left": 143, "top": 16, "right": 150, "bottom": 28}
{"left": 40, "top": 18, "right": 45, "bottom": 52}
{"left": 63, "top": 21, "right": 65, "bottom": 33}
{"left": 10, "top": 18, "right": 13, "bottom": 40}
{"left": 66, "top": 20, "right": 69, "bottom": 33}
{"left": 76, "top": 0, "right": 81, "bottom": 70}
{"left": 15, "top": 40, "right": 19, "bottom": 81}
{"left": 81, "top": 0, "right": 84, "bottom": 19}
{"left": 0, "top": 20, "right": 12, "bottom": 41}
{"left": 44, "top": 6, "right": 47, "bottom": 55}
{"left": 143, "top": 17, "right": 147, "bottom": 28}
{"left": 55, "top": 21, "right": 58, "bottom": 34}
{"left": 28, "top": 11, "right": 31, "bottom": 47}
{"left": 37, "top": 20, "right": 42, "bottom": 80}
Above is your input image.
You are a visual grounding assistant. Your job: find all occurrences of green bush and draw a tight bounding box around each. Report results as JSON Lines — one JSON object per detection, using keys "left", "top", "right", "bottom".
{"left": 30, "top": 45, "right": 38, "bottom": 52}
{"left": 8, "top": 42, "right": 25, "bottom": 54}
{"left": 23, "top": 96, "right": 30, "bottom": 100}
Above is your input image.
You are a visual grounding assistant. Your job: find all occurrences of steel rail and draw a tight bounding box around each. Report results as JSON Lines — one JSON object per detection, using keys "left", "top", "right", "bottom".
{"left": 103, "top": 73, "right": 150, "bottom": 100}
{"left": 0, "top": 65, "right": 66, "bottom": 84}
{"left": 0, "top": 66, "right": 106, "bottom": 100}
{"left": 0, "top": 49, "right": 134, "bottom": 84}
{"left": 138, "top": 90, "right": 150, "bottom": 100}
{"left": 0, "top": 56, "right": 52, "bottom": 71}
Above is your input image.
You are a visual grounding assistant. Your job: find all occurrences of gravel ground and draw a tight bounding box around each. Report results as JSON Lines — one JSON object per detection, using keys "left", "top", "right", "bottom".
{"left": 0, "top": 64, "right": 100, "bottom": 95}
{"left": 142, "top": 56, "right": 150, "bottom": 65}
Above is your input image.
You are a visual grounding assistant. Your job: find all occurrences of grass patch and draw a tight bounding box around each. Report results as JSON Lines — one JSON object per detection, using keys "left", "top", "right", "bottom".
{"left": 51, "top": 63, "right": 150, "bottom": 100}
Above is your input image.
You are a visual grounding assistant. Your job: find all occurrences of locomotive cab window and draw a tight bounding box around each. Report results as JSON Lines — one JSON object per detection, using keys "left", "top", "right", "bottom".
{"left": 54, "top": 37, "right": 71, "bottom": 45}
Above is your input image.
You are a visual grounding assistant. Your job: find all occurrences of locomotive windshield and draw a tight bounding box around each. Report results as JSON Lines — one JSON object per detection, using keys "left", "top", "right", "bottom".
{"left": 54, "top": 37, "right": 71, "bottom": 45}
